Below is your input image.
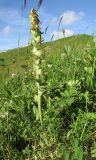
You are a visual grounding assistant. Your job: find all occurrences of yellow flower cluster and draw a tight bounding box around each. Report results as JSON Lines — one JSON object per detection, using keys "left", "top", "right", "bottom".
{"left": 29, "top": 8, "right": 42, "bottom": 79}
{"left": 29, "top": 8, "right": 43, "bottom": 125}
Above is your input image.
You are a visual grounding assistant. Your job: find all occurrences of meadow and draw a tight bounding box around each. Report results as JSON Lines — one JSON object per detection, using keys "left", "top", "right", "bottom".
{"left": 0, "top": 33, "right": 96, "bottom": 159}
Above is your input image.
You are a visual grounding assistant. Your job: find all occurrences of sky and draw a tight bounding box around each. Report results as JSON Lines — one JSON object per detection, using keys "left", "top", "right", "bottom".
{"left": 0, "top": 0, "right": 96, "bottom": 51}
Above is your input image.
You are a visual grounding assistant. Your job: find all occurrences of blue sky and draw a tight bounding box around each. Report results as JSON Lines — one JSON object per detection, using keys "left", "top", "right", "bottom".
{"left": 0, "top": 0, "right": 96, "bottom": 51}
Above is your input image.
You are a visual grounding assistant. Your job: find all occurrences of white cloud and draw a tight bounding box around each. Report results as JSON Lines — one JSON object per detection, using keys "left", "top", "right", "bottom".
{"left": 61, "top": 11, "right": 85, "bottom": 25}
{"left": 52, "top": 29, "right": 74, "bottom": 40}
{"left": 3, "top": 26, "right": 13, "bottom": 34}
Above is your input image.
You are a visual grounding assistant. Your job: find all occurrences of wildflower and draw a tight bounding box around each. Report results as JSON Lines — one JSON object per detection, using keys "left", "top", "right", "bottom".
{"left": 42, "top": 60, "right": 45, "bottom": 63}
{"left": 30, "top": 8, "right": 43, "bottom": 125}
{"left": 0, "top": 112, "right": 8, "bottom": 119}
{"left": 29, "top": 8, "right": 42, "bottom": 79}
{"left": 48, "top": 64, "right": 52, "bottom": 68}
{"left": 35, "top": 59, "right": 39, "bottom": 65}
{"left": 67, "top": 80, "right": 78, "bottom": 87}
{"left": 11, "top": 73, "right": 16, "bottom": 78}
{"left": 33, "top": 47, "right": 42, "bottom": 57}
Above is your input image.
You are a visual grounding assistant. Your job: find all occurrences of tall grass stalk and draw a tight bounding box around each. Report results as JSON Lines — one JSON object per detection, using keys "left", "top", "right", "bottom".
{"left": 58, "top": 16, "right": 63, "bottom": 39}
{"left": 29, "top": 8, "right": 43, "bottom": 125}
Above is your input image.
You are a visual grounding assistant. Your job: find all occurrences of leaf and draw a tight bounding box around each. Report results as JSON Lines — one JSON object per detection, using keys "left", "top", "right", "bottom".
{"left": 91, "top": 150, "right": 96, "bottom": 158}
{"left": 59, "top": 145, "right": 70, "bottom": 160}
{"left": 64, "top": 151, "right": 70, "bottom": 160}
{"left": 72, "top": 139, "right": 83, "bottom": 160}
{"left": 0, "top": 120, "right": 3, "bottom": 130}
{"left": 91, "top": 145, "right": 96, "bottom": 158}
{"left": 37, "top": 0, "right": 43, "bottom": 10}
{"left": 85, "top": 113, "right": 96, "bottom": 120}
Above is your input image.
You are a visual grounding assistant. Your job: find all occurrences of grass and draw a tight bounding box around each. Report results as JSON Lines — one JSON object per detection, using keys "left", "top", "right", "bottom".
{"left": 0, "top": 34, "right": 96, "bottom": 159}
{"left": 0, "top": 34, "right": 93, "bottom": 80}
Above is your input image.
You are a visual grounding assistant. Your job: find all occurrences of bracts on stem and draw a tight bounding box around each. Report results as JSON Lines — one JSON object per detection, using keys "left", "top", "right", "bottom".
{"left": 29, "top": 8, "right": 43, "bottom": 125}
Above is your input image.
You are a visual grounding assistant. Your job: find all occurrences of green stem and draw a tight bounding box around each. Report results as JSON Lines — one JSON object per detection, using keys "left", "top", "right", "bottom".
{"left": 37, "top": 82, "right": 42, "bottom": 125}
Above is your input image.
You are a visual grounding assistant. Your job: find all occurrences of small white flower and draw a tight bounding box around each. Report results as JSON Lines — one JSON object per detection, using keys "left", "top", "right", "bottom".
{"left": 67, "top": 80, "right": 78, "bottom": 86}
{"left": 33, "top": 47, "right": 42, "bottom": 57}
{"left": 0, "top": 112, "right": 8, "bottom": 118}
{"left": 38, "top": 69, "right": 42, "bottom": 75}
{"left": 42, "top": 60, "right": 45, "bottom": 63}
{"left": 61, "top": 53, "right": 66, "bottom": 58}
{"left": 11, "top": 73, "right": 16, "bottom": 78}
{"left": 35, "top": 60, "right": 39, "bottom": 65}
{"left": 48, "top": 64, "right": 52, "bottom": 68}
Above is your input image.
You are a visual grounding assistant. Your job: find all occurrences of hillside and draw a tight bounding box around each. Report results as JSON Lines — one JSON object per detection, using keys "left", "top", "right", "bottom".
{"left": 0, "top": 34, "right": 94, "bottom": 80}
{"left": 0, "top": 33, "right": 96, "bottom": 159}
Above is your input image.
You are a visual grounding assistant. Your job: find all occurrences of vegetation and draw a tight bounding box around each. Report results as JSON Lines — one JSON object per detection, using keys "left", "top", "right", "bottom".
{"left": 0, "top": 5, "right": 96, "bottom": 159}
{"left": 0, "top": 34, "right": 93, "bottom": 80}
{"left": 29, "top": 8, "right": 43, "bottom": 125}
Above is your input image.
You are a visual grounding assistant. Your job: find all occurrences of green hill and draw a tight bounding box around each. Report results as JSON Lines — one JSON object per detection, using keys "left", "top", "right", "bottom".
{"left": 0, "top": 34, "right": 96, "bottom": 159}
{"left": 0, "top": 34, "right": 94, "bottom": 80}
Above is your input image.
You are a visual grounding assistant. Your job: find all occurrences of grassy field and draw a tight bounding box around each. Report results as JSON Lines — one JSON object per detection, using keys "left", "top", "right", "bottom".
{"left": 0, "top": 34, "right": 93, "bottom": 79}
{"left": 0, "top": 34, "right": 96, "bottom": 159}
